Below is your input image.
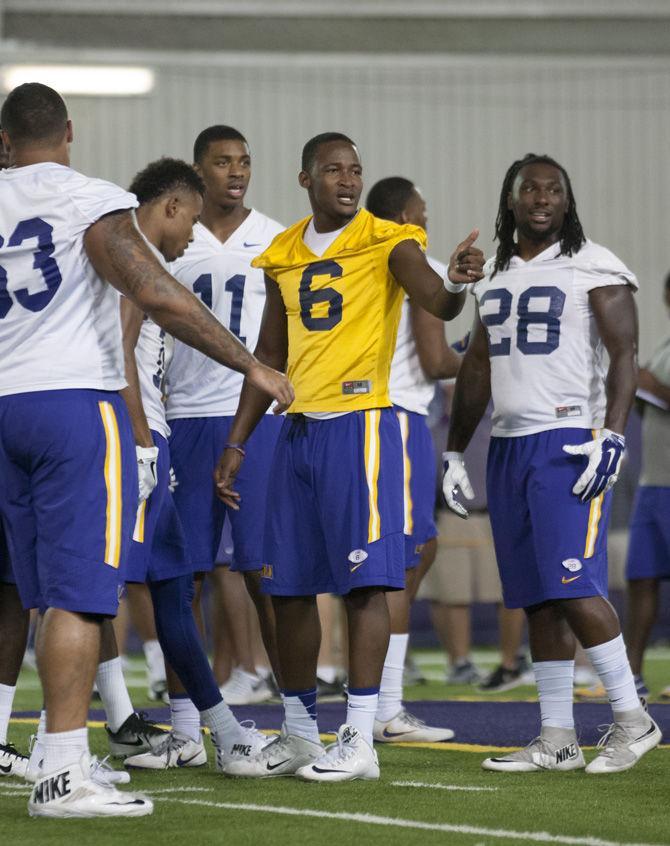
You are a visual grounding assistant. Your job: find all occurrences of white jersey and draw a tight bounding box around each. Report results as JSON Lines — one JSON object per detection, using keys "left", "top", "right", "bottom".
{"left": 473, "top": 240, "right": 638, "bottom": 437}
{"left": 390, "top": 255, "right": 446, "bottom": 416}
{"left": 166, "top": 209, "right": 284, "bottom": 419}
{"left": 0, "top": 162, "right": 137, "bottom": 397}
{"left": 133, "top": 216, "right": 173, "bottom": 439}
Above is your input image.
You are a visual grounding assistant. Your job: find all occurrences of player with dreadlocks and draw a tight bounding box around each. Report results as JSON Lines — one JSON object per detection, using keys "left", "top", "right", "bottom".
{"left": 442, "top": 153, "right": 662, "bottom": 774}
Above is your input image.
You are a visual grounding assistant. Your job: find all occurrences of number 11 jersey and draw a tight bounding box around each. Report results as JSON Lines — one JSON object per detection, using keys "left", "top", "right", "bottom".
{"left": 166, "top": 210, "right": 284, "bottom": 419}
{"left": 473, "top": 240, "right": 638, "bottom": 438}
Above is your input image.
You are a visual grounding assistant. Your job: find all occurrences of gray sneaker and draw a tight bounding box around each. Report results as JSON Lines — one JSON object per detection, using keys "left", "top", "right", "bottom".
{"left": 483, "top": 728, "right": 585, "bottom": 772}
{"left": 223, "top": 724, "right": 323, "bottom": 778}
{"left": 585, "top": 717, "right": 662, "bottom": 774}
{"left": 447, "top": 660, "right": 482, "bottom": 685}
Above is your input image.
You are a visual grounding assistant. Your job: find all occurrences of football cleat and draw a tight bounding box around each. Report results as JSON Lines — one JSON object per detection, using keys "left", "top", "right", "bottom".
{"left": 585, "top": 717, "right": 662, "bottom": 774}
{"left": 125, "top": 731, "right": 207, "bottom": 770}
{"left": 28, "top": 753, "right": 152, "bottom": 818}
{"left": 482, "top": 729, "right": 586, "bottom": 772}
{"left": 574, "top": 682, "right": 608, "bottom": 702}
{"left": 446, "top": 659, "right": 482, "bottom": 685}
{"left": 296, "top": 724, "right": 379, "bottom": 782}
{"left": 373, "top": 708, "right": 454, "bottom": 743}
{"left": 214, "top": 720, "right": 275, "bottom": 771}
{"left": 0, "top": 742, "right": 29, "bottom": 778}
{"left": 106, "top": 711, "right": 169, "bottom": 758}
{"left": 219, "top": 668, "right": 274, "bottom": 705}
{"left": 223, "top": 724, "right": 322, "bottom": 777}
{"left": 479, "top": 656, "right": 533, "bottom": 693}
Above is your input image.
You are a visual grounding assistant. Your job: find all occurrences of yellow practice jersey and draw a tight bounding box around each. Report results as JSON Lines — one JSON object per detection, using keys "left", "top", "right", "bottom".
{"left": 252, "top": 208, "right": 427, "bottom": 413}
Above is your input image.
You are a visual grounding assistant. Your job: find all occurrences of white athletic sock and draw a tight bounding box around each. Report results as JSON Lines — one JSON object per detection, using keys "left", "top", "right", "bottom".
{"left": 376, "top": 633, "right": 408, "bottom": 722}
{"left": 28, "top": 709, "right": 47, "bottom": 773}
{"left": 143, "top": 639, "right": 167, "bottom": 686}
{"left": 346, "top": 689, "right": 379, "bottom": 746}
{"left": 0, "top": 683, "right": 16, "bottom": 745}
{"left": 96, "top": 657, "right": 134, "bottom": 733}
{"left": 533, "top": 660, "right": 575, "bottom": 730}
{"left": 41, "top": 728, "right": 88, "bottom": 774}
{"left": 170, "top": 696, "right": 201, "bottom": 743}
{"left": 585, "top": 634, "right": 644, "bottom": 718}
{"left": 282, "top": 688, "right": 320, "bottom": 743}
{"left": 200, "top": 700, "right": 243, "bottom": 747}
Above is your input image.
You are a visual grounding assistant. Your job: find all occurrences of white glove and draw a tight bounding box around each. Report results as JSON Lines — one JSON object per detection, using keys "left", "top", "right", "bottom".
{"left": 442, "top": 451, "right": 475, "bottom": 519}
{"left": 168, "top": 466, "right": 178, "bottom": 493}
{"left": 562, "top": 429, "right": 626, "bottom": 502}
{"left": 136, "top": 445, "right": 159, "bottom": 502}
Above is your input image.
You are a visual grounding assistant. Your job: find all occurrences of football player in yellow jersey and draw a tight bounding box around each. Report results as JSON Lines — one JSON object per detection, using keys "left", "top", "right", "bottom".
{"left": 216, "top": 133, "right": 484, "bottom": 782}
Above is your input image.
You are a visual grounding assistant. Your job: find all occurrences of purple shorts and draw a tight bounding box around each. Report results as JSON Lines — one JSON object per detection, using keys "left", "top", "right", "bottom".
{"left": 262, "top": 409, "right": 405, "bottom": 596}
{"left": 395, "top": 407, "right": 438, "bottom": 568}
{"left": 0, "top": 390, "right": 136, "bottom": 614}
{"left": 625, "top": 486, "right": 670, "bottom": 581}
{"left": 487, "top": 428, "right": 612, "bottom": 609}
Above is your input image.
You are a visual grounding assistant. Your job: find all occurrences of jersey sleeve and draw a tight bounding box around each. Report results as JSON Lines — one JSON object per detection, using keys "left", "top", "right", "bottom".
{"left": 572, "top": 241, "right": 639, "bottom": 293}
{"left": 61, "top": 172, "right": 138, "bottom": 237}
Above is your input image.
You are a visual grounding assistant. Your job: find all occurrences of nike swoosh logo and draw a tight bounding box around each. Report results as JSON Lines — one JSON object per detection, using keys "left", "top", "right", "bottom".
{"left": 633, "top": 724, "right": 657, "bottom": 743}
{"left": 562, "top": 575, "right": 581, "bottom": 584}
{"left": 266, "top": 759, "right": 291, "bottom": 771}
{"left": 382, "top": 728, "right": 409, "bottom": 739}
{"left": 605, "top": 447, "right": 617, "bottom": 471}
{"left": 243, "top": 242, "right": 261, "bottom": 248}
{"left": 0, "top": 763, "right": 13, "bottom": 773}
{"left": 177, "top": 753, "right": 202, "bottom": 767}
{"left": 349, "top": 561, "right": 366, "bottom": 573}
{"left": 311, "top": 766, "right": 347, "bottom": 774}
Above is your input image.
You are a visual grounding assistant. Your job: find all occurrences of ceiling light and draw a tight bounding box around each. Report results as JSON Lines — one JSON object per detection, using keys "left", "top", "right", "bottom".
{"left": 0, "top": 65, "right": 155, "bottom": 96}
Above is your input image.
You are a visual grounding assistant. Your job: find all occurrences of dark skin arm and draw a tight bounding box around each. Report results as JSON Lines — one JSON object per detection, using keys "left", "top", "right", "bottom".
{"left": 119, "top": 298, "right": 154, "bottom": 449}
{"left": 84, "top": 210, "right": 294, "bottom": 409}
{"left": 214, "top": 275, "right": 289, "bottom": 508}
{"left": 388, "top": 231, "right": 484, "bottom": 322}
{"left": 590, "top": 285, "right": 638, "bottom": 434}
{"left": 410, "top": 301, "right": 462, "bottom": 380}
{"left": 446, "top": 309, "right": 492, "bottom": 453}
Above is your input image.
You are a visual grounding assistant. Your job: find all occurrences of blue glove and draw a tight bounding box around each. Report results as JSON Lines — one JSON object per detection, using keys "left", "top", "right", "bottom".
{"left": 562, "top": 429, "right": 625, "bottom": 502}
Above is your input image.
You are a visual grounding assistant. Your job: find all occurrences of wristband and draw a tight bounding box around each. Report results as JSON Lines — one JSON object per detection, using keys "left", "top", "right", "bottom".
{"left": 444, "top": 275, "right": 466, "bottom": 294}
{"left": 224, "top": 443, "right": 246, "bottom": 458}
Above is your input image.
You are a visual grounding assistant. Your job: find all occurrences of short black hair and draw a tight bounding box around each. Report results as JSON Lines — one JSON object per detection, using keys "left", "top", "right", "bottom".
{"left": 193, "top": 125, "right": 248, "bottom": 164}
{"left": 366, "top": 177, "right": 415, "bottom": 221}
{"left": 301, "top": 132, "right": 356, "bottom": 173}
{"left": 0, "top": 82, "right": 67, "bottom": 146}
{"left": 129, "top": 157, "right": 205, "bottom": 204}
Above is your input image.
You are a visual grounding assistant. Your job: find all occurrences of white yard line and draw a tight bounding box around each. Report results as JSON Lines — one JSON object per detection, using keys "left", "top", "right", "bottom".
{"left": 147, "top": 787, "right": 214, "bottom": 795}
{"left": 391, "top": 780, "right": 497, "bottom": 792}
{"left": 155, "top": 798, "right": 665, "bottom": 846}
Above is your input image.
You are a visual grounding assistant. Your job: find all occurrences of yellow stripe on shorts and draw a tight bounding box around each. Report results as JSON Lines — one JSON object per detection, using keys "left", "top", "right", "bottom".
{"left": 98, "top": 401, "right": 122, "bottom": 568}
{"left": 133, "top": 500, "right": 147, "bottom": 544}
{"left": 364, "top": 409, "right": 382, "bottom": 543}
{"left": 584, "top": 493, "right": 603, "bottom": 559}
{"left": 397, "top": 411, "right": 413, "bottom": 535}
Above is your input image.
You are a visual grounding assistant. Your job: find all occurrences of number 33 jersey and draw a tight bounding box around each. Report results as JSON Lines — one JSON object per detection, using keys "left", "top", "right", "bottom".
{"left": 473, "top": 240, "right": 638, "bottom": 438}
{"left": 166, "top": 210, "right": 284, "bottom": 418}
{"left": 0, "top": 162, "right": 137, "bottom": 396}
{"left": 253, "top": 208, "right": 426, "bottom": 413}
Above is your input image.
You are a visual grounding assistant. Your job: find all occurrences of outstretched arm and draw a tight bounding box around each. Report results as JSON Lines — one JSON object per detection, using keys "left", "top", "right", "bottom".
{"left": 214, "top": 275, "right": 289, "bottom": 508}
{"left": 119, "top": 298, "right": 153, "bottom": 449}
{"left": 388, "top": 230, "right": 484, "bottom": 322}
{"left": 84, "top": 210, "right": 293, "bottom": 409}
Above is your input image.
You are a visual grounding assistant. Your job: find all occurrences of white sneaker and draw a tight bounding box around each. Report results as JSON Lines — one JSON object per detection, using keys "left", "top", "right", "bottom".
{"left": 28, "top": 753, "right": 153, "bottom": 818}
{"left": 482, "top": 729, "right": 585, "bottom": 772}
{"left": 214, "top": 720, "right": 276, "bottom": 771}
{"left": 296, "top": 724, "right": 379, "bottom": 782}
{"left": 586, "top": 717, "right": 662, "bottom": 774}
{"left": 223, "top": 724, "right": 323, "bottom": 777}
{"left": 125, "top": 731, "right": 207, "bottom": 770}
{"left": 0, "top": 743, "right": 29, "bottom": 778}
{"left": 374, "top": 709, "right": 455, "bottom": 743}
{"left": 220, "top": 668, "right": 274, "bottom": 705}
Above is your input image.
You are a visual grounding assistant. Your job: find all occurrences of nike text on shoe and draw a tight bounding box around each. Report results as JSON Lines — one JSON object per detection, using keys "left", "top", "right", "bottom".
{"left": 585, "top": 718, "right": 662, "bottom": 774}
{"left": 106, "top": 711, "right": 169, "bottom": 758}
{"left": 482, "top": 730, "right": 586, "bottom": 772}
{"left": 215, "top": 720, "right": 275, "bottom": 771}
{"left": 28, "top": 753, "right": 153, "bottom": 818}
{"left": 223, "top": 724, "right": 323, "bottom": 777}
{"left": 373, "top": 709, "right": 455, "bottom": 743}
{"left": 296, "top": 724, "right": 379, "bottom": 782}
{"left": 0, "top": 742, "right": 29, "bottom": 778}
{"left": 125, "top": 731, "right": 207, "bottom": 770}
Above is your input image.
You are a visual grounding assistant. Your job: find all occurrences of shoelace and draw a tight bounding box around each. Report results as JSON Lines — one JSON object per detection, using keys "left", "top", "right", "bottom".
{"left": 398, "top": 711, "right": 428, "bottom": 729}
{"left": 89, "top": 755, "right": 123, "bottom": 785}
{"left": 0, "top": 743, "right": 26, "bottom": 759}
{"left": 238, "top": 719, "right": 267, "bottom": 743}
{"left": 151, "top": 731, "right": 191, "bottom": 758}
{"left": 319, "top": 735, "right": 357, "bottom": 766}
{"left": 594, "top": 722, "right": 634, "bottom": 757}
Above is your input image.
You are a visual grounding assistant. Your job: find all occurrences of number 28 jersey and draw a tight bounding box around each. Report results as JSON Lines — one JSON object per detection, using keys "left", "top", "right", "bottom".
{"left": 253, "top": 208, "right": 426, "bottom": 413}
{"left": 166, "top": 210, "right": 284, "bottom": 419}
{"left": 0, "top": 162, "right": 137, "bottom": 397}
{"left": 473, "top": 240, "right": 638, "bottom": 438}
